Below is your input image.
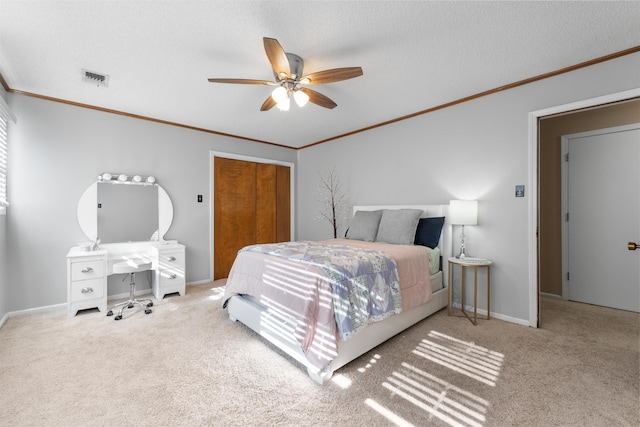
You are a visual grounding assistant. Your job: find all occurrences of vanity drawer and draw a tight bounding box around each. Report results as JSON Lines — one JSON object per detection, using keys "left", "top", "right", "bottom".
{"left": 158, "top": 268, "right": 185, "bottom": 284}
{"left": 70, "top": 260, "right": 105, "bottom": 281}
{"left": 70, "top": 278, "right": 105, "bottom": 300}
{"left": 158, "top": 250, "right": 185, "bottom": 268}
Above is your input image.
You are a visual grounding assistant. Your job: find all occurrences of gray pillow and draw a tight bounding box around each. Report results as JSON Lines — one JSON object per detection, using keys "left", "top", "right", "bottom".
{"left": 375, "top": 209, "right": 423, "bottom": 245}
{"left": 346, "top": 210, "right": 383, "bottom": 241}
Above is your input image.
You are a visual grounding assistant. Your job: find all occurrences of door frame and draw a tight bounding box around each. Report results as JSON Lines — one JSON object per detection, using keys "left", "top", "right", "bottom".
{"left": 209, "top": 151, "right": 295, "bottom": 281}
{"left": 527, "top": 88, "right": 640, "bottom": 327}
{"left": 560, "top": 123, "right": 640, "bottom": 300}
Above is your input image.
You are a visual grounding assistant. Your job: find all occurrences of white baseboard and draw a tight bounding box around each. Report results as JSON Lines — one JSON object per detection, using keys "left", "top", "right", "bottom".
{"left": 187, "top": 279, "right": 212, "bottom": 286}
{"left": 0, "top": 280, "right": 208, "bottom": 329}
{"left": 107, "top": 287, "right": 153, "bottom": 301}
{"left": 540, "top": 292, "right": 562, "bottom": 299}
{"left": 0, "top": 302, "right": 67, "bottom": 329}
{"left": 450, "top": 302, "right": 530, "bottom": 326}
{"left": 0, "top": 312, "right": 8, "bottom": 329}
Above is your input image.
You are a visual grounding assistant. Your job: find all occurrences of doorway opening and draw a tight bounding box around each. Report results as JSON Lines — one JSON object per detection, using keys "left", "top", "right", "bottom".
{"left": 530, "top": 89, "right": 640, "bottom": 327}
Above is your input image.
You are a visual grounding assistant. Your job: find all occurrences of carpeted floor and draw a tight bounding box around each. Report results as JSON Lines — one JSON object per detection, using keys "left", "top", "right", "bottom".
{"left": 0, "top": 282, "right": 638, "bottom": 426}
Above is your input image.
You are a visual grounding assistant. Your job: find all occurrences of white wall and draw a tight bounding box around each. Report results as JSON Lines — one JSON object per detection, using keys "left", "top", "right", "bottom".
{"left": 6, "top": 94, "right": 296, "bottom": 311}
{"left": 297, "top": 52, "right": 640, "bottom": 324}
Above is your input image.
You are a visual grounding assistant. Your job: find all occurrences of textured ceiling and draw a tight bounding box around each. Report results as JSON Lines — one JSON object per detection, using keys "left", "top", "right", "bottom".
{"left": 0, "top": 1, "right": 639, "bottom": 148}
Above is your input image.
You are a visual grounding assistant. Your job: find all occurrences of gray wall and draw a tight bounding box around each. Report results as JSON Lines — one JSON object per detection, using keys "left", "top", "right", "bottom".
{"left": 4, "top": 51, "right": 639, "bottom": 321}
{"left": 297, "top": 52, "right": 640, "bottom": 324}
{"left": 6, "top": 94, "right": 296, "bottom": 311}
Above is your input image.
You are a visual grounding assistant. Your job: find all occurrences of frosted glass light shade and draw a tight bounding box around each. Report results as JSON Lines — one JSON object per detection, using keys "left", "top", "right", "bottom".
{"left": 272, "top": 87, "right": 290, "bottom": 111}
{"left": 449, "top": 200, "right": 478, "bottom": 225}
{"left": 272, "top": 86, "right": 288, "bottom": 102}
{"left": 293, "top": 90, "right": 309, "bottom": 107}
{"left": 275, "top": 97, "right": 290, "bottom": 111}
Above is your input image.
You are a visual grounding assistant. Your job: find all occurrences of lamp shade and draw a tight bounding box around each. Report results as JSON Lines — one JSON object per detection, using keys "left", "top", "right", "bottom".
{"left": 449, "top": 200, "right": 478, "bottom": 225}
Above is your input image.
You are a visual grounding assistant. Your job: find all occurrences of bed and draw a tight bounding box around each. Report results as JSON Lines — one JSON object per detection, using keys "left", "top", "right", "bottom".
{"left": 222, "top": 204, "right": 451, "bottom": 384}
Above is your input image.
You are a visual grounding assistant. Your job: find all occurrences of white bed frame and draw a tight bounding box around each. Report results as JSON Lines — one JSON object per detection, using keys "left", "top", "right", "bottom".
{"left": 227, "top": 204, "right": 451, "bottom": 384}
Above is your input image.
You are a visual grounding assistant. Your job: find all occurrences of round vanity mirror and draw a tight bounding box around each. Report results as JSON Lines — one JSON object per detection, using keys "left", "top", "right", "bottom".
{"left": 76, "top": 180, "right": 174, "bottom": 243}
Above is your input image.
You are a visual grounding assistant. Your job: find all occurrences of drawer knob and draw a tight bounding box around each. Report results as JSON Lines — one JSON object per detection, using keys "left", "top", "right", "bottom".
{"left": 81, "top": 267, "right": 94, "bottom": 273}
{"left": 81, "top": 287, "right": 94, "bottom": 293}
{"left": 167, "top": 256, "right": 177, "bottom": 262}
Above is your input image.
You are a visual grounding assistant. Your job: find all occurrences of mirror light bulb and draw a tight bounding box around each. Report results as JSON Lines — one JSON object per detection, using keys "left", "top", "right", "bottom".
{"left": 118, "top": 174, "right": 128, "bottom": 182}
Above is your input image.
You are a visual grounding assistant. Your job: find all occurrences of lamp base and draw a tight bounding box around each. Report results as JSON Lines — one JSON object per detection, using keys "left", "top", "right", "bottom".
{"left": 456, "top": 225, "right": 468, "bottom": 259}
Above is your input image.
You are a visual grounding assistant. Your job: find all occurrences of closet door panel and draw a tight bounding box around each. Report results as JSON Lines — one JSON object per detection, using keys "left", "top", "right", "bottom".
{"left": 276, "top": 165, "right": 291, "bottom": 242}
{"left": 256, "top": 163, "right": 276, "bottom": 244}
{"left": 214, "top": 157, "right": 256, "bottom": 280}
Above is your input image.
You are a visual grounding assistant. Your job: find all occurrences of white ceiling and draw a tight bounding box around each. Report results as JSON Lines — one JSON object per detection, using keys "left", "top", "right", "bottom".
{"left": 1, "top": 1, "right": 638, "bottom": 149}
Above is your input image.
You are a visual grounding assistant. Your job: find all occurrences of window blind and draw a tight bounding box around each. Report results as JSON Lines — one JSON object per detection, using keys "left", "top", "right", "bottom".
{"left": 0, "top": 116, "right": 7, "bottom": 209}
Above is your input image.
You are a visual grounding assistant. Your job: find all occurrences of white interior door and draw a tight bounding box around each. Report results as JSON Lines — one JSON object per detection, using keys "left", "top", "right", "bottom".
{"left": 561, "top": 124, "right": 640, "bottom": 312}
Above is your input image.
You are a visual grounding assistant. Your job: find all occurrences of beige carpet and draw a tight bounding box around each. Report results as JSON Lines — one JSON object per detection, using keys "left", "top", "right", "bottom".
{"left": 0, "top": 282, "right": 638, "bottom": 426}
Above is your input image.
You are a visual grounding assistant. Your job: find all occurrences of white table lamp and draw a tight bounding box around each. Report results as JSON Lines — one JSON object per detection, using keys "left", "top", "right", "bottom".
{"left": 449, "top": 200, "right": 478, "bottom": 258}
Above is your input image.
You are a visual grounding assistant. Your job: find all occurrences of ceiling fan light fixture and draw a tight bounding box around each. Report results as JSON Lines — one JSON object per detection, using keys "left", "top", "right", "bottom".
{"left": 272, "top": 86, "right": 290, "bottom": 111}
{"left": 294, "top": 89, "right": 309, "bottom": 107}
{"left": 276, "top": 97, "right": 290, "bottom": 111}
{"left": 271, "top": 86, "right": 288, "bottom": 103}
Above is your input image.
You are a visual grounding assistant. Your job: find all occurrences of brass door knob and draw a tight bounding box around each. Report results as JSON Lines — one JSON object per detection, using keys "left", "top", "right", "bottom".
{"left": 629, "top": 242, "right": 639, "bottom": 251}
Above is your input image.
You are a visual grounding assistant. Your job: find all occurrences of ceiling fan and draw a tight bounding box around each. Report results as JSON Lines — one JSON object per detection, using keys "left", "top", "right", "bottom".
{"left": 208, "top": 37, "right": 363, "bottom": 111}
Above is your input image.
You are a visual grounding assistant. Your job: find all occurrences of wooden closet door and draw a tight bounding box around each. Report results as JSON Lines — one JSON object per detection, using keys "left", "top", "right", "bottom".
{"left": 214, "top": 158, "right": 291, "bottom": 279}
{"left": 256, "top": 163, "right": 276, "bottom": 244}
{"left": 276, "top": 165, "right": 290, "bottom": 242}
{"left": 214, "top": 157, "right": 256, "bottom": 280}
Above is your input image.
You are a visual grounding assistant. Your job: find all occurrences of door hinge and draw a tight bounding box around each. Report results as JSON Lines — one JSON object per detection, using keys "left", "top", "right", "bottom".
{"left": 566, "top": 212, "right": 569, "bottom": 221}
{"left": 565, "top": 153, "right": 569, "bottom": 162}
{"left": 567, "top": 272, "right": 570, "bottom": 281}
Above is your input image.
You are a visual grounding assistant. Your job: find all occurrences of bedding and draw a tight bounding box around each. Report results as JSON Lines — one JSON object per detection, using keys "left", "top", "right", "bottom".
{"left": 222, "top": 238, "right": 435, "bottom": 371}
{"left": 242, "top": 240, "right": 402, "bottom": 339}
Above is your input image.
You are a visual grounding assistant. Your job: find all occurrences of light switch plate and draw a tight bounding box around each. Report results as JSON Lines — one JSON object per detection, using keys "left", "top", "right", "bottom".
{"left": 515, "top": 185, "right": 525, "bottom": 197}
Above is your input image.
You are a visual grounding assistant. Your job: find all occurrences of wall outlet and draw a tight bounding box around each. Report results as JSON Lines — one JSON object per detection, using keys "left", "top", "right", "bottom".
{"left": 197, "top": 195, "right": 202, "bottom": 203}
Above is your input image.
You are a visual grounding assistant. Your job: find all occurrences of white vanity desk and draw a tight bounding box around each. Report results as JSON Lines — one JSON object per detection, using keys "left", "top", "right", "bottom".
{"left": 67, "top": 240, "right": 185, "bottom": 317}
{"left": 67, "top": 173, "right": 185, "bottom": 317}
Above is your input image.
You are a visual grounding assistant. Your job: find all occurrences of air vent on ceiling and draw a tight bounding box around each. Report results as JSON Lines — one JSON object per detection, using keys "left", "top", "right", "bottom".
{"left": 82, "top": 69, "right": 109, "bottom": 87}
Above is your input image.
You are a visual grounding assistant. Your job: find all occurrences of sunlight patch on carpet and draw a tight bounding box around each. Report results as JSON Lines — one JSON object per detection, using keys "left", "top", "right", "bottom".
{"left": 365, "top": 398, "right": 415, "bottom": 427}
{"left": 382, "top": 362, "right": 489, "bottom": 427}
{"left": 413, "top": 330, "right": 504, "bottom": 387}
{"left": 358, "top": 353, "right": 382, "bottom": 373}
{"left": 208, "top": 286, "right": 225, "bottom": 301}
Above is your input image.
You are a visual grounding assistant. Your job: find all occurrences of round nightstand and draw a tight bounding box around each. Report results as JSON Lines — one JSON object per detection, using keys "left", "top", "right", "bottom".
{"left": 447, "top": 257, "right": 492, "bottom": 325}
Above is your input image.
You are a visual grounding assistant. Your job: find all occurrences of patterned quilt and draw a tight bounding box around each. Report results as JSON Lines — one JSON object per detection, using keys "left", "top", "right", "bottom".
{"left": 243, "top": 241, "right": 402, "bottom": 339}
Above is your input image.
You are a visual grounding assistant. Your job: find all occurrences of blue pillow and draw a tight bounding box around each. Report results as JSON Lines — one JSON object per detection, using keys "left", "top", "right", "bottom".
{"left": 414, "top": 217, "right": 445, "bottom": 248}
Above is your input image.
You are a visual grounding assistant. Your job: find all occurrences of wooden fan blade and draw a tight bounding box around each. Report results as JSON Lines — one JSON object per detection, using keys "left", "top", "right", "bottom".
{"left": 300, "top": 67, "right": 363, "bottom": 85}
{"left": 263, "top": 37, "right": 290, "bottom": 79}
{"left": 208, "top": 78, "right": 275, "bottom": 85}
{"left": 298, "top": 88, "right": 337, "bottom": 109}
{"left": 260, "top": 96, "right": 277, "bottom": 111}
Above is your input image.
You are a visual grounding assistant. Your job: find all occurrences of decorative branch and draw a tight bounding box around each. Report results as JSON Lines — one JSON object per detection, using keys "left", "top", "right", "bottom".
{"left": 315, "top": 168, "right": 348, "bottom": 238}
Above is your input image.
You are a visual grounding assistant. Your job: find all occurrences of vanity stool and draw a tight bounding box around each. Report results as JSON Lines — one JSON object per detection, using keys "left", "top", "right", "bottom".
{"left": 107, "top": 259, "right": 153, "bottom": 320}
